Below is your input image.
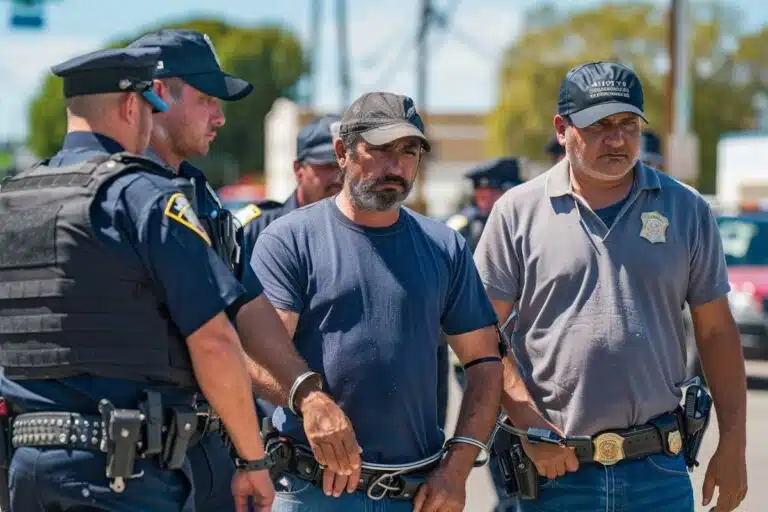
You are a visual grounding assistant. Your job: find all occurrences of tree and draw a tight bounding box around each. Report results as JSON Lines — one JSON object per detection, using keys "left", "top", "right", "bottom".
{"left": 26, "top": 18, "right": 306, "bottom": 187}
{"left": 489, "top": 2, "right": 759, "bottom": 192}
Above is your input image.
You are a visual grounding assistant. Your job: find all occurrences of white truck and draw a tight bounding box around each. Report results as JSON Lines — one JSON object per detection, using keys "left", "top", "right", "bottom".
{"left": 716, "top": 131, "right": 768, "bottom": 209}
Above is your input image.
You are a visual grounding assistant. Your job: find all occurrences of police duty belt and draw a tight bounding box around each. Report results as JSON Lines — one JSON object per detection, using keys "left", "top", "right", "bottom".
{"left": 10, "top": 393, "right": 222, "bottom": 493}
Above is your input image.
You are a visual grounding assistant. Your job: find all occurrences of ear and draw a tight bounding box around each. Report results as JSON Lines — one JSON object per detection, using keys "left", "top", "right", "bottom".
{"left": 153, "top": 79, "right": 170, "bottom": 104}
{"left": 118, "top": 92, "right": 138, "bottom": 124}
{"left": 334, "top": 138, "right": 347, "bottom": 168}
{"left": 293, "top": 160, "right": 302, "bottom": 178}
{"left": 553, "top": 115, "right": 568, "bottom": 146}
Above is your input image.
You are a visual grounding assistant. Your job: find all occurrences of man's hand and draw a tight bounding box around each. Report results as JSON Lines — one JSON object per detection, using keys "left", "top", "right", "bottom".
{"left": 702, "top": 437, "right": 748, "bottom": 511}
{"left": 320, "top": 468, "right": 362, "bottom": 497}
{"left": 413, "top": 464, "right": 468, "bottom": 512}
{"left": 231, "top": 469, "right": 275, "bottom": 512}
{"left": 299, "top": 390, "right": 362, "bottom": 476}
{"left": 520, "top": 438, "right": 579, "bottom": 479}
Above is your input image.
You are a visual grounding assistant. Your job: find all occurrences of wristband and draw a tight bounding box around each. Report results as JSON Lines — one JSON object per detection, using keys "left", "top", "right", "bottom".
{"left": 235, "top": 457, "right": 274, "bottom": 471}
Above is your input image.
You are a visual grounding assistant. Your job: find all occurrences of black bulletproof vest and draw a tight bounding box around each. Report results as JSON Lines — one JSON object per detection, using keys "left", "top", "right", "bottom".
{"left": 0, "top": 152, "right": 197, "bottom": 389}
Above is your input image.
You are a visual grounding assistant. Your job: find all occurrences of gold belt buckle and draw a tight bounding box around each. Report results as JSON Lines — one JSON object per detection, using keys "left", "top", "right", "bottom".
{"left": 592, "top": 432, "right": 625, "bottom": 466}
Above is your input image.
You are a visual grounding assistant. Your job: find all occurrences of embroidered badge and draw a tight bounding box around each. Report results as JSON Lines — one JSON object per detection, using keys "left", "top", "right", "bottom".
{"left": 164, "top": 192, "right": 211, "bottom": 246}
{"left": 234, "top": 204, "right": 263, "bottom": 228}
{"left": 639, "top": 211, "right": 669, "bottom": 244}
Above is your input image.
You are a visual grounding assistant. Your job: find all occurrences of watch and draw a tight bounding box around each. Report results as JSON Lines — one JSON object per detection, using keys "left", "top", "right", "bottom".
{"left": 235, "top": 456, "right": 275, "bottom": 471}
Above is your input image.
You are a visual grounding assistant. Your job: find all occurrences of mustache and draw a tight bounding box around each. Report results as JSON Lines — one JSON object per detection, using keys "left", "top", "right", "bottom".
{"left": 374, "top": 175, "right": 409, "bottom": 189}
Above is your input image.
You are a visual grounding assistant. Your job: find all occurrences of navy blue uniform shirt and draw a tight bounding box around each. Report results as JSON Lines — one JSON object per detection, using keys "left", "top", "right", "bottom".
{"left": 1, "top": 131, "right": 252, "bottom": 413}
{"left": 238, "top": 190, "right": 299, "bottom": 284}
{"left": 251, "top": 198, "right": 498, "bottom": 464}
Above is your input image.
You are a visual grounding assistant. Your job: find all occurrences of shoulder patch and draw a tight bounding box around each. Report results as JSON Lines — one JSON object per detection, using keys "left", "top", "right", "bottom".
{"left": 234, "top": 204, "right": 263, "bottom": 227}
{"left": 164, "top": 192, "right": 212, "bottom": 246}
{"left": 446, "top": 214, "right": 469, "bottom": 232}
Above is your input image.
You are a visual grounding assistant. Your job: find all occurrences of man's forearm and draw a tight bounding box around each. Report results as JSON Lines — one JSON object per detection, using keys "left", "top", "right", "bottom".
{"left": 235, "top": 298, "right": 311, "bottom": 402}
{"left": 500, "top": 355, "right": 560, "bottom": 433}
{"left": 242, "top": 351, "right": 291, "bottom": 405}
{"left": 188, "top": 338, "right": 265, "bottom": 460}
{"left": 443, "top": 362, "right": 503, "bottom": 476}
{"left": 698, "top": 329, "right": 747, "bottom": 442}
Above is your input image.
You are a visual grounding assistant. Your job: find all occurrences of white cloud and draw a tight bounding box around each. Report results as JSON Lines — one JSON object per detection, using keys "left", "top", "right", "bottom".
{"left": 0, "top": 34, "right": 102, "bottom": 140}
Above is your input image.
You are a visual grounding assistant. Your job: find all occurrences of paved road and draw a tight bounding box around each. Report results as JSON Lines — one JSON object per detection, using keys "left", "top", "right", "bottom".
{"left": 446, "top": 360, "right": 768, "bottom": 511}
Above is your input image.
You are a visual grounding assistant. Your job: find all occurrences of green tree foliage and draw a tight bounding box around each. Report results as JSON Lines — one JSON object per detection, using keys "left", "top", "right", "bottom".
{"left": 489, "top": 2, "right": 762, "bottom": 192}
{"left": 27, "top": 18, "right": 305, "bottom": 186}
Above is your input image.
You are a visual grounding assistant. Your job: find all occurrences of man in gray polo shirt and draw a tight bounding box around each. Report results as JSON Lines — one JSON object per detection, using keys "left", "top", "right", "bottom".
{"left": 476, "top": 61, "right": 748, "bottom": 512}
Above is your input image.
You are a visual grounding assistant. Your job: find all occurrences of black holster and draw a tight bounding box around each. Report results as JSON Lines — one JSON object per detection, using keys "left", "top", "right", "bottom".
{"left": 491, "top": 428, "right": 539, "bottom": 500}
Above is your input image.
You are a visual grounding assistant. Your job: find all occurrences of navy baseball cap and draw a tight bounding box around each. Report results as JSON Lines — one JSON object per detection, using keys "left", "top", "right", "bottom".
{"left": 128, "top": 29, "right": 253, "bottom": 101}
{"left": 339, "top": 92, "right": 430, "bottom": 151}
{"left": 557, "top": 61, "right": 647, "bottom": 128}
{"left": 51, "top": 47, "right": 168, "bottom": 113}
{"left": 465, "top": 158, "right": 522, "bottom": 190}
{"left": 297, "top": 115, "right": 341, "bottom": 165}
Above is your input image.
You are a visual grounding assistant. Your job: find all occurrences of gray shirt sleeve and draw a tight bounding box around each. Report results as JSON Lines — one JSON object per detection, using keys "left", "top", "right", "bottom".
{"left": 686, "top": 197, "right": 731, "bottom": 307}
{"left": 473, "top": 199, "right": 521, "bottom": 303}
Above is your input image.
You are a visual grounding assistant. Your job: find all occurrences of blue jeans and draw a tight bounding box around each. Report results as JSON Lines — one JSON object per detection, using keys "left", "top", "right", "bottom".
{"left": 510, "top": 453, "right": 694, "bottom": 512}
{"left": 10, "top": 446, "right": 195, "bottom": 511}
{"left": 187, "top": 432, "right": 236, "bottom": 511}
{"left": 270, "top": 474, "right": 415, "bottom": 512}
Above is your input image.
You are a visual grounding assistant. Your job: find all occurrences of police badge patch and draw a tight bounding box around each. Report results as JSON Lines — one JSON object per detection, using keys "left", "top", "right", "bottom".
{"left": 164, "top": 192, "right": 212, "bottom": 246}
{"left": 639, "top": 211, "right": 669, "bottom": 244}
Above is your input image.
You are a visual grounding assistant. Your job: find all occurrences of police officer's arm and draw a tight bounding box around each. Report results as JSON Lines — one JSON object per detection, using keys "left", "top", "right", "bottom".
{"left": 123, "top": 184, "right": 265, "bottom": 461}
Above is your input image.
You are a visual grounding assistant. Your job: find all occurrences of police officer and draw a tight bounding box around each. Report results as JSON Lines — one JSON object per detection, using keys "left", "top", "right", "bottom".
{"left": 446, "top": 157, "right": 523, "bottom": 253}
{"left": 544, "top": 135, "right": 566, "bottom": 164}
{"left": 129, "top": 29, "right": 251, "bottom": 272}
{"left": 125, "top": 28, "right": 260, "bottom": 511}
{"left": 235, "top": 114, "right": 343, "bottom": 280}
{"left": 0, "top": 47, "right": 360, "bottom": 512}
{"left": 640, "top": 130, "right": 664, "bottom": 170}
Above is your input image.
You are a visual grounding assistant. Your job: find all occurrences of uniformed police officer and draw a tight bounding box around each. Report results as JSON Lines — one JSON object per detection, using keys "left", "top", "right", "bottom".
{"left": 544, "top": 135, "right": 566, "bottom": 164}
{"left": 235, "top": 114, "right": 343, "bottom": 281}
{"left": 127, "top": 29, "right": 259, "bottom": 510}
{"left": 446, "top": 157, "right": 523, "bottom": 253}
{"left": 640, "top": 130, "right": 664, "bottom": 170}
{"left": 129, "top": 29, "right": 251, "bottom": 272}
{"left": 0, "top": 47, "right": 360, "bottom": 512}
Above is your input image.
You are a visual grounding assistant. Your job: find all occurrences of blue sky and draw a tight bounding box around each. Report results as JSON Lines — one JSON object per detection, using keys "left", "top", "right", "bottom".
{"left": 0, "top": 0, "right": 764, "bottom": 141}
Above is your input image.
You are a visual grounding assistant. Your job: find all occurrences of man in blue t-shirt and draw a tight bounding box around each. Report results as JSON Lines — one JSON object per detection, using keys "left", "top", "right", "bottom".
{"left": 248, "top": 92, "right": 504, "bottom": 511}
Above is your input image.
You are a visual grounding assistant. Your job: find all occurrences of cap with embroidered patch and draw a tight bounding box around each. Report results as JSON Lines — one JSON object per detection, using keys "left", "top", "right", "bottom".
{"left": 558, "top": 61, "right": 647, "bottom": 128}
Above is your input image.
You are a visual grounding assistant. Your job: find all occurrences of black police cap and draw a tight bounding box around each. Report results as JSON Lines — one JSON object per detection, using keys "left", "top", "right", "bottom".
{"left": 51, "top": 47, "right": 167, "bottom": 112}
{"left": 465, "top": 157, "right": 522, "bottom": 190}
{"left": 129, "top": 29, "right": 253, "bottom": 102}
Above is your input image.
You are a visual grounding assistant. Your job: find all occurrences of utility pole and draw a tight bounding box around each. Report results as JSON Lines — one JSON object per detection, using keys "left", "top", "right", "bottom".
{"left": 336, "top": 0, "right": 351, "bottom": 108}
{"left": 307, "top": 0, "right": 322, "bottom": 109}
{"left": 412, "top": 0, "right": 431, "bottom": 214}
{"left": 665, "top": 0, "right": 699, "bottom": 183}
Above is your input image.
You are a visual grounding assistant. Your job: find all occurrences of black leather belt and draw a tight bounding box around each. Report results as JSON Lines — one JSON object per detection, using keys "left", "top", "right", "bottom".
{"left": 567, "top": 410, "right": 685, "bottom": 466}
{"left": 270, "top": 441, "right": 439, "bottom": 501}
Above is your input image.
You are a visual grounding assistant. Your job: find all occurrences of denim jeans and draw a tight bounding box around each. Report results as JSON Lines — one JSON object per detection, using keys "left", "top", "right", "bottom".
{"left": 509, "top": 453, "right": 694, "bottom": 512}
{"left": 270, "top": 474, "right": 415, "bottom": 512}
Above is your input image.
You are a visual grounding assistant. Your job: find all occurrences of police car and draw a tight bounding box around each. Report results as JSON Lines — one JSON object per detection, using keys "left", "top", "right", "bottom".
{"left": 718, "top": 203, "right": 768, "bottom": 358}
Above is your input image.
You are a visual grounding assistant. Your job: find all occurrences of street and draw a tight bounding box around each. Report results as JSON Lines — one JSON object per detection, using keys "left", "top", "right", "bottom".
{"left": 446, "top": 360, "right": 768, "bottom": 511}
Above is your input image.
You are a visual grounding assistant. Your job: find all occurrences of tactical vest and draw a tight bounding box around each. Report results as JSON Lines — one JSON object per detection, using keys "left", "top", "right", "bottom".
{"left": 0, "top": 152, "right": 197, "bottom": 389}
